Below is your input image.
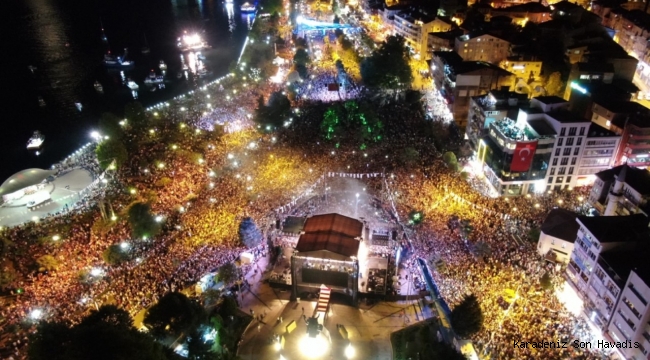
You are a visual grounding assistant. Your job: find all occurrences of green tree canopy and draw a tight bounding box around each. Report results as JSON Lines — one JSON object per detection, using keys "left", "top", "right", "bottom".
{"left": 98, "top": 112, "right": 124, "bottom": 140}
{"left": 451, "top": 294, "right": 483, "bottom": 338}
{"left": 127, "top": 202, "right": 161, "bottom": 239}
{"left": 360, "top": 35, "right": 413, "bottom": 90}
{"left": 102, "top": 244, "right": 131, "bottom": 265}
{"left": 144, "top": 292, "right": 207, "bottom": 342}
{"left": 36, "top": 254, "right": 59, "bottom": 271}
{"left": 217, "top": 262, "right": 240, "bottom": 286}
{"left": 29, "top": 306, "right": 178, "bottom": 360}
{"left": 545, "top": 71, "right": 565, "bottom": 97}
{"left": 293, "top": 48, "right": 310, "bottom": 66}
{"left": 124, "top": 101, "right": 148, "bottom": 129}
{"left": 95, "top": 138, "right": 128, "bottom": 170}
{"left": 254, "top": 91, "right": 291, "bottom": 129}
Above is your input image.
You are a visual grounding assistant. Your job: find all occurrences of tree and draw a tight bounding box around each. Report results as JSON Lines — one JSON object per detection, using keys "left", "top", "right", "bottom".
{"left": 545, "top": 71, "right": 565, "bottom": 97}
{"left": 239, "top": 217, "right": 262, "bottom": 248}
{"left": 451, "top": 294, "right": 483, "bottom": 338}
{"left": 186, "top": 329, "right": 215, "bottom": 360}
{"left": 293, "top": 48, "right": 310, "bottom": 66}
{"left": 124, "top": 101, "right": 148, "bottom": 129}
{"left": 95, "top": 138, "right": 128, "bottom": 170}
{"left": 540, "top": 272, "right": 553, "bottom": 291}
{"left": 98, "top": 112, "right": 123, "bottom": 140}
{"left": 527, "top": 227, "right": 541, "bottom": 242}
{"left": 217, "top": 295, "right": 240, "bottom": 319}
{"left": 254, "top": 91, "right": 291, "bottom": 128}
{"left": 0, "top": 266, "right": 17, "bottom": 290}
{"left": 399, "top": 147, "right": 420, "bottom": 167}
{"left": 36, "top": 255, "right": 59, "bottom": 271}
{"left": 102, "top": 244, "right": 130, "bottom": 265}
{"left": 360, "top": 35, "right": 413, "bottom": 90}
{"left": 29, "top": 306, "right": 178, "bottom": 360}
{"left": 144, "top": 292, "right": 206, "bottom": 342}
{"left": 217, "top": 262, "right": 240, "bottom": 286}
{"left": 127, "top": 202, "right": 161, "bottom": 239}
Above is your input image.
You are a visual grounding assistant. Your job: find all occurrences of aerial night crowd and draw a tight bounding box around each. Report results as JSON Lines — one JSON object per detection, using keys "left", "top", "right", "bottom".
{"left": 0, "top": 6, "right": 610, "bottom": 360}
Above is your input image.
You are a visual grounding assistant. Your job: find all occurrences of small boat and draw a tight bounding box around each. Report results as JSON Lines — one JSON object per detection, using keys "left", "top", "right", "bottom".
{"left": 38, "top": 96, "right": 46, "bottom": 107}
{"left": 28, "top": 65, "right": 37, "bottom": 73}
{"left": 141, "top": 33, "right": 150, "bottom": 54}
{"left": 144, "top": 71, "right": 164, "bottom": 85}
{"left": 126, "top": 80, "right": 139, "bottom": 90}
{"left": 103, "top": 49, "right": 135, "bottom": 69}
{"left": 27, "top": 131, "right": 45, "bottom": 150}
{"left": 94, "top": 81, "right": 104, "bottom": 93}
{"left": 196, "top": 52, "right": 206, "bottom": 61}
{"left": 159, "top": 60, "right": 167, "bottom": 70}
{"left": 75, "top": 102, "right": 83, "bottom": 112}
{"left": 241, "top": 2, "right": 256, "bottom": 12}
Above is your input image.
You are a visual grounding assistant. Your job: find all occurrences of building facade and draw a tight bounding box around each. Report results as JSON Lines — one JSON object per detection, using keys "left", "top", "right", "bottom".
{"left": 454, "top": 33, "right": 512, "bottom": 65}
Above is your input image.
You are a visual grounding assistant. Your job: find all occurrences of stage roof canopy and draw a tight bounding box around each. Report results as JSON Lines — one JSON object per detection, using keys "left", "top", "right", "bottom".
{"left": 296, "top": 213, "right": 363, "bottom": 260}
{"left": 0, "top": 168, "right": 55, "bottom": 196}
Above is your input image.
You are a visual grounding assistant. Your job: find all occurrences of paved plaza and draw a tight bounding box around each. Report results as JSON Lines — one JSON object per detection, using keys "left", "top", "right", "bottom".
{"left": 0, "top": 169, "right": 93, "bottom": 227}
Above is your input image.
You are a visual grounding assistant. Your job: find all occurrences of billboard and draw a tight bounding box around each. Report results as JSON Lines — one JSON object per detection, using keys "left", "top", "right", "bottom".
{"left": 511, "top": 140, "right": 538, "bottom": 172}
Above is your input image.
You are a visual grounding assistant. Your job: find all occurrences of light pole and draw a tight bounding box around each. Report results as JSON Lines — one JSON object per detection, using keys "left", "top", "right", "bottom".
{"left": 355, "top": 193, "right": 360, "bottom": 218}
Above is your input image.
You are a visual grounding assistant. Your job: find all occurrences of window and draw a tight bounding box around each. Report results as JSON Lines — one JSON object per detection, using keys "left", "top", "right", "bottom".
{"left": 550, "top": 168, "right": 556, "bottom": 175}
{"left": 569, "top": 127, "right": 577, "bottom": 136}
{"left": 571, "top": 157, "right": 577, "bottom": 165}
{"left": 574, "top": 147, "right": 580, "bottom": 156}
{"left": 561, "top": 157, "right": 569, "bottom": 165}
{"left": 569, "top": 167, "right": 574, "bottom": 175}
{"left": 577, "top": 137, "right": 582, "bottom": 146}
{"left": 566, "top": 176, "right": 572, "bottom": 183}
{"left": 561, "top": 128, "right": 566, "bottom": 136}
{"left": 579, "top": 127, "right": 586, "bottom": 136}
{"left": 580, "top": 74, "right": 590, "bottom": 79}
{"left": 553, "top": 158, "right": 558, "bottom": 166}
{"left": 559, "top": 167, "right": 566, "bottom": 175}
{"left": 555, "top": 148, "right": 561, "bottom": 156}
{"left": 557, "top": 138, "right": 564, "bottom": 146}
{"left": 556, "top": 176, "right": 564, "bottom": 183}
{"left": 567, "top": 138, "right": 574, "bottom": 146}
{"left": 548, "top": 176, "right": 554, "bottom": 183}
{"left": 564, "top": 148, "right": 572, "bottom": 156}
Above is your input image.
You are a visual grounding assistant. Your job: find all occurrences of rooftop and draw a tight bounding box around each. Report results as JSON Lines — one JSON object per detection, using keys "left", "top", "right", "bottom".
{"left": 596, "top": 164, "right": 650, "bottom": 195}
{"left": 295, "top": 213, "right": 363, "bottom": 258}
{"left": 495, "top": 2, "right": 551, "bottom": 13}
{"left": 577, "top": 214, "right": 650, "bottom": 243}
{"left": 281, "top": 216, "right": 306, "bottom": 234}
{"left": 599, "top": 248, "right": 650, "bottom": 288}
{"left": 0, "top": 168, "right": 55, "bottom": 196}
{"left": 546, "top": 110, "right": 590, "bottom": 124}
{"left": 586, "top": 122, "right": 618, "bottom": 138}
{"left": 575, "top": 62, "right": 615, "bottom": 73}
{"left": 533, "top": 96, "right": 567, "bottom": 105}
{"left": 541, "top": 208, "right": 580, "bottom": 243}
{"left": 491, "top": 117, "right": 540, "bottom": 141}
{"left": 552, "top": 0, "right": 585, "bottom": 13}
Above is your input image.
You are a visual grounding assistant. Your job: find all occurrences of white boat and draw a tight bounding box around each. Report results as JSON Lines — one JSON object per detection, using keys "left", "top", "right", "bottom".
{"left": 94, "top": 81, "right": 104, "bottom": 93}
{"left": 159, "top": 60, "right": 167, "bottom": 70}
{"left": 144, "top": 71, "right": 164, "bottom": 85}
{"left": 241, "top": 2, "right": 256, "bottom": 12}
{"left": 177, "top": 32, "right": 209, "bottom": 52}
{"left": 27, "top": 131, "right": 44, "bottom": 149}
{"left": 127, "top": 80, "right": 139, "bottom": 90}
{"left": 75, "top": 103, "right": 83, "bottom": 112}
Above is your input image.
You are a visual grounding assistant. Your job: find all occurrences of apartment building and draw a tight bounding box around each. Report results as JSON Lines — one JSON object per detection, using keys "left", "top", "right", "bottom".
{"left": 499, "top": 57, "right": 543, "bottom": 82}
{"left": 466, "top": 90, "right": 529, "bottom": 149}
{"left": 566, "top": 214, "right": 650, "bottom": 335}
{"left": 588, "top": 164, "right": 650, "bottom": 216}
{"left": 591, "top": 100, "right": 650, "bottom": 168}
{"left": 537, "top": 208, "right": 580, "bottom": 264}
{"left": 381, "top": 6, "right": 454, "bottom": 59}
{"left": 454, "top": 33, "right": 512, "bottom": 65}
{"left": 432, "top": 51, "right": 514, "bottom": 129}
{"left": 489, "top": 2, "right": 552, "bottom": 24}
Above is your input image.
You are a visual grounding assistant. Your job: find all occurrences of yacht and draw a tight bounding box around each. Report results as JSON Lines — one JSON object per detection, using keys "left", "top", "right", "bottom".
{"left": 159, "top": 60, "right": 167, "bottom": 70}
{"left": 103, "top": 48, "right": 135, "bottom": 69}
{"left": 144, "top": 71, "right": 164, "bottom": 85}
{"left": 126, "top": 80, "right": 139, "bottom": 90}
{"left": 27, "top": 131, "right": 45, "bottom": 150}
{"left": 241, "top": 2, "right": 256, "bottom": 12}
{"left": 94, "top": 81, "right": 104, "bottom": 93}
{"left": 177, "top": 31, "right": 209, "bottom": 52}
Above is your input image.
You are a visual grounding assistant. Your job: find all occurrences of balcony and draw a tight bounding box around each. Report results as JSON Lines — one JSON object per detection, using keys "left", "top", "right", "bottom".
{"left": 618, "top": 309, "right": 637, "bottom": 331}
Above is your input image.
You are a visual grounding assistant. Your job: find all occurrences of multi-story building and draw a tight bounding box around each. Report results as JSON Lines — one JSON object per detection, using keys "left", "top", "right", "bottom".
{"left": 591, "top": 100, "right": 650, "bottom": 168}
{"left": 563, "top": 63, "right": 615, "bottom": 100}
{"left": 428, "top": 29, "right": 464, "bottom": 52}
{"left": 381, "top": 7, "right": 454, "bottom": 59}
{"left": 588, "top": 164, "right": 650, "bottom": 216}
{"left": 499, "top": 56, "right": 543, "bottom": 82}
{"left": 576, "top": 123, "right": 621, "bottom": 182}
{"left": 454, "top": 33, "right": 512, "bottom": 65}
{"left": 566, "top": 214, "right": 650, "bottom": 334}
{"left": 432, "top": 51, "right": 514, "bottom": 129}
{"left": 537, "top": 208, "right": 580, "bottom": 264}
{"left": 489, "top": 2, "right": 552, "bottom": 25}
{"left": 466, "top": 90, "right": 529, "bottom": 149}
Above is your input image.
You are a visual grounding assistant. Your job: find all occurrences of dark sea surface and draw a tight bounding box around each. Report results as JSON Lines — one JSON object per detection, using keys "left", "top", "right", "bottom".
{"left": 0, "top": 0, "right": 252, "bottom": 181}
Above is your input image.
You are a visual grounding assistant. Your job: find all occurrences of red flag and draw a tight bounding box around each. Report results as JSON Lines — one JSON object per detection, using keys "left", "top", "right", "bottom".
{"left": 328, "top": 83, "right": 339, "bottom": 91}
{"left": 511, "top": 141, "right": 537, "bottom": 172}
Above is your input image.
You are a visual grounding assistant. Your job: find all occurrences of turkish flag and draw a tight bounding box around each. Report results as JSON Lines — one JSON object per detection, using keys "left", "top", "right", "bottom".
{"left": 511, "top": 141, "right": 538, "bottom": 172}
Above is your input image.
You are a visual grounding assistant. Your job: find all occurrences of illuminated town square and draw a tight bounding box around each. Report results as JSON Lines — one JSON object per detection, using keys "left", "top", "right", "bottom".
{"left": 5, "top": 0, "right": 650, "bottom": 359}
